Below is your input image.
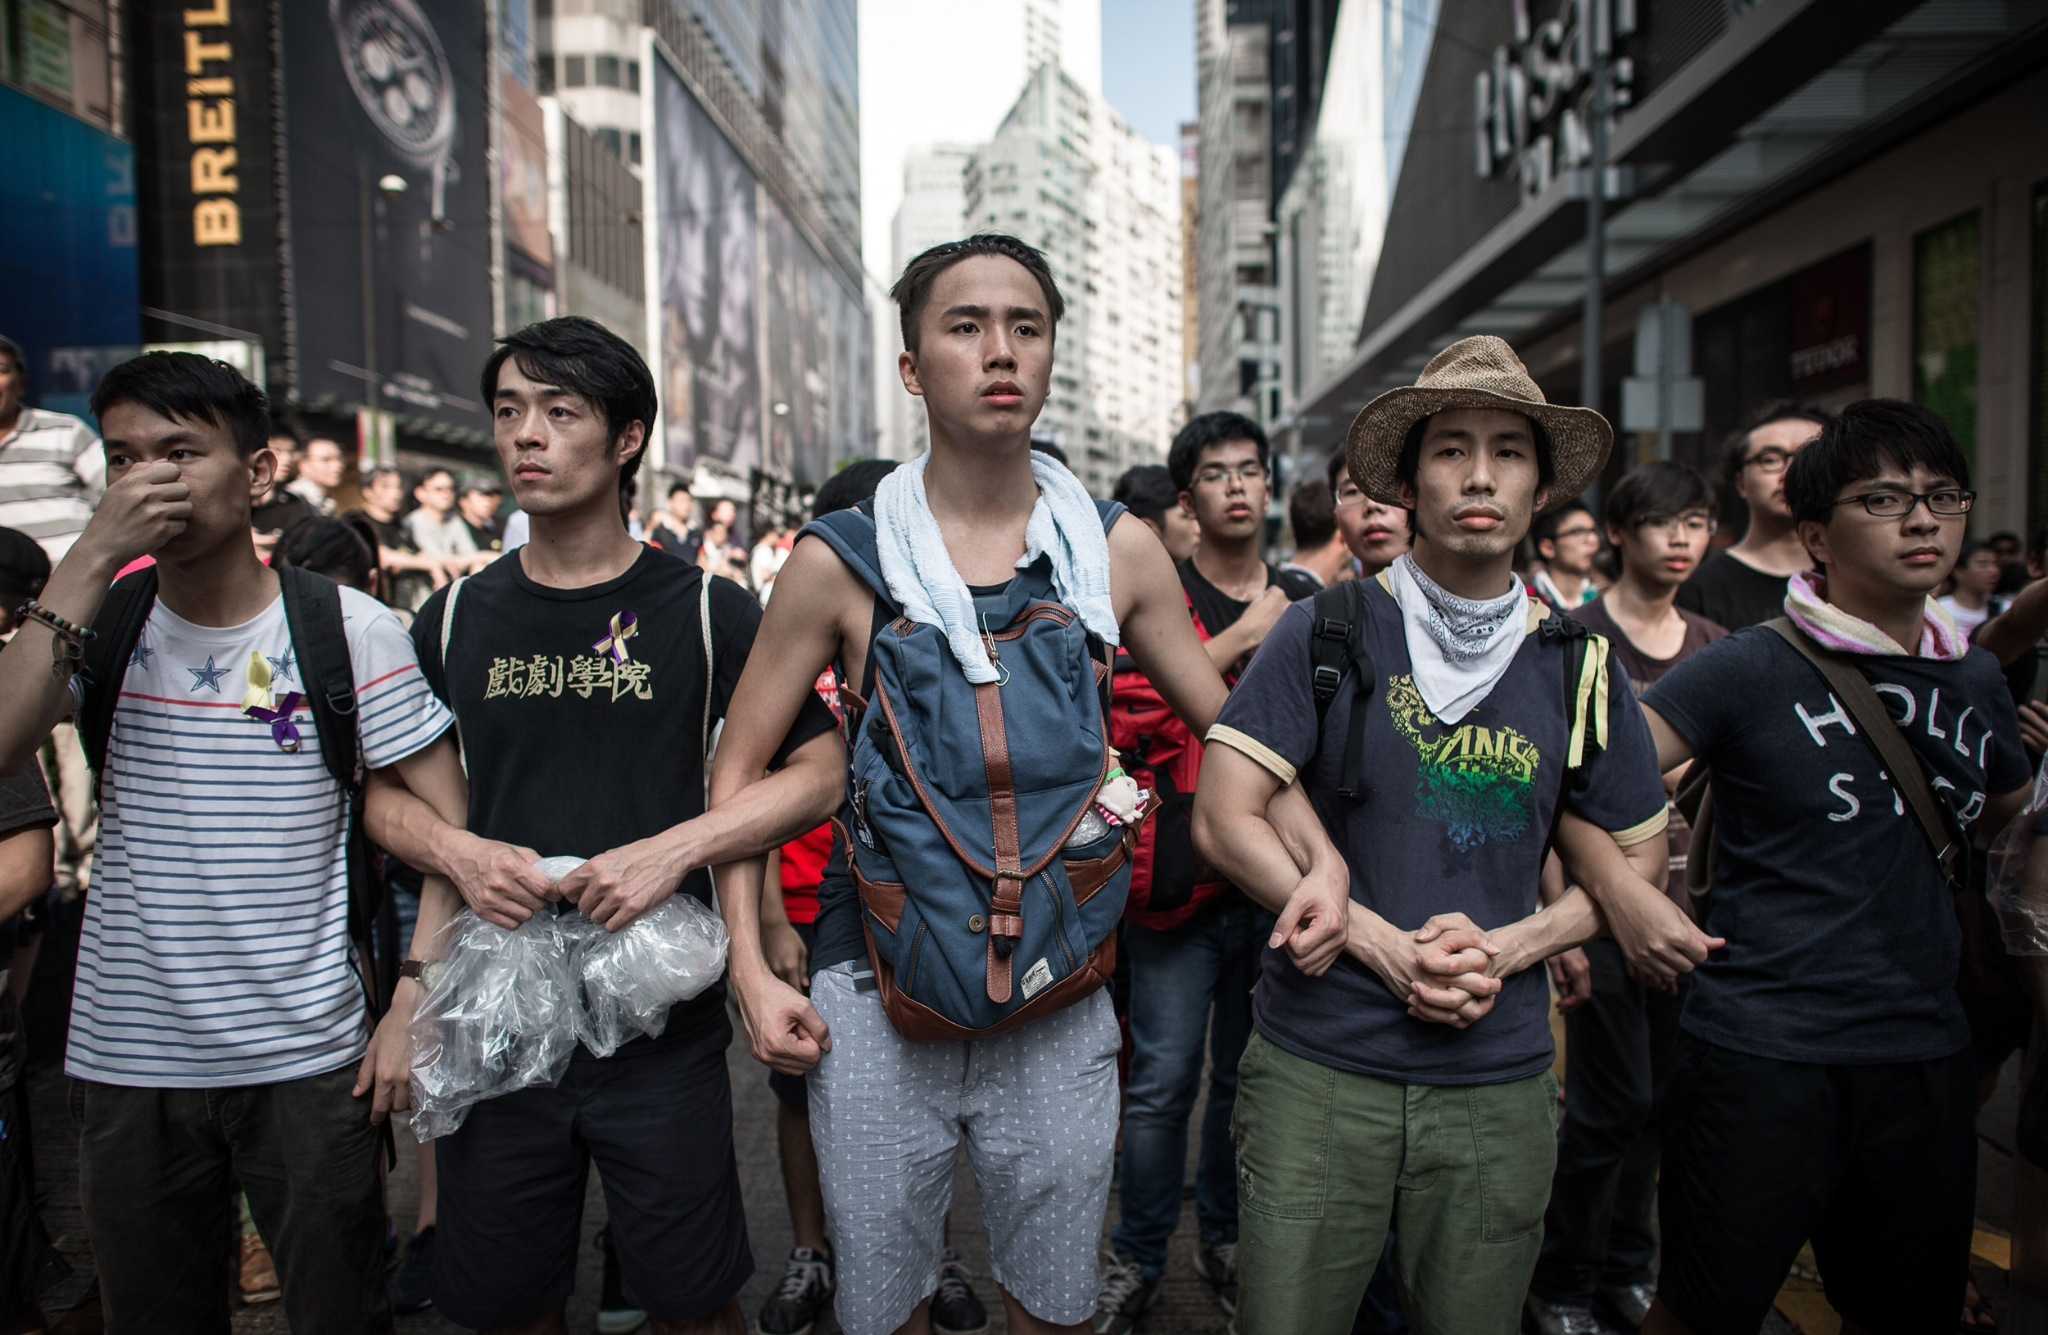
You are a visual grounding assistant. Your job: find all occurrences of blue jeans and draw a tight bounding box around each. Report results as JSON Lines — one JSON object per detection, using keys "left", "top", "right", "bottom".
{"left": 1110, "top": 899, "right": 1266, "bottom": 1281}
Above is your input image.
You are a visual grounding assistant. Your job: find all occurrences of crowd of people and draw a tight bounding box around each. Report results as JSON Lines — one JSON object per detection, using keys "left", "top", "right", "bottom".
{"left": 0, "top": 229, "right": 2043, "bottom": 1335}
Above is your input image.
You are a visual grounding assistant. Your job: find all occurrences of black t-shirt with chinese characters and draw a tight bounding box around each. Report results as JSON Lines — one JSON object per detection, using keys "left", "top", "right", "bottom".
{"left": 1645, "top": 630, "right": 2031, "bottom": 1065}
{"left": 0, "top": 760, "right": 56, "bottom": 1090}
{"left": 1674, "top": 550, "right": 1789, "bottom": 631}
{"left": 414, "top": 546, "right": 836, "bottom": 1035}
{"left": 1209, "top": 583, "right": 1669, "bottom": 1085}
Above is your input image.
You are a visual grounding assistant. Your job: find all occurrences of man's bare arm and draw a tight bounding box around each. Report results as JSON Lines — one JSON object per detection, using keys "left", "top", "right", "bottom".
{"left": 1977, "top": 576, "right": 2048, "bottom": 668}
{"left": 0, "top": 825, "right": 54, "bottom": 924}
{"left": 367, "top": 736, "right": 555, "bottom": 930}
{"left": 1554, "top": 809, "right": 1720, "bottom": 989}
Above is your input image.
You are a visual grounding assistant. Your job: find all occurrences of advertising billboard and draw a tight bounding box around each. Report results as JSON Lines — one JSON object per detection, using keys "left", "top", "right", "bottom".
{"left": 131, "top": 0, "right": 278, "bottom": 357}
{"left": 653, "top": 53, "right": 760, "bottom": 476}
{"left": 501, "top": 69, "right": 553, "bottom": 272}
{"left": 0, "top": 83, "right": 139, "bottom": 423}
{"left": 281, "top": 0, "right": 493, "bottom": 433}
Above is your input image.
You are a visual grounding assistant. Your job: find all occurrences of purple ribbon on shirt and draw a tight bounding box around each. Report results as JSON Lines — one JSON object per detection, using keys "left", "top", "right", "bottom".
{"left": 245, "top": 692, "right": 305, "bottom": 752}
{"left": 594, "top": 610, "right": 639, "bottom": 664}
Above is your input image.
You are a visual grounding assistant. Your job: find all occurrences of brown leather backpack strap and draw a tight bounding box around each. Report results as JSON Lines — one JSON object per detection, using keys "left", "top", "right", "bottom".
{"left": 1764, "top": 618, "right": 1959, "bottom": 882}
{"left": 976, "top": 680, "right": 1025, "bottom": 1004}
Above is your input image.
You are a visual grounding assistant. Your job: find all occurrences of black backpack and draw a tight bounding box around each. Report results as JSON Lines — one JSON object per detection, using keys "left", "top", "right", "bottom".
{"left": 74, "top": 566, "right": 386, "bottom": 1011}
{"left": 1304, "top": 577, "right": 1607, "bottom": 799}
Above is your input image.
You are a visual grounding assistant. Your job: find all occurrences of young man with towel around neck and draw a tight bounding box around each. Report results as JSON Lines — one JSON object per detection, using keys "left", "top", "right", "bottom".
{"left": 706, "top": 233, "right": 1349, "bottom": 1335}
{"left": 1193, "top": 335, "right": 1717, "bottom": 1333}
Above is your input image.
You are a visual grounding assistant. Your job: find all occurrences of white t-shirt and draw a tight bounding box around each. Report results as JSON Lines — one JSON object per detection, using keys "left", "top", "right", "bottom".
{"left": 68, "top": 586, "right": 452, "bottom": 1087}
{"left": 1938, "top": 594, "right": 1996, "bottom": 639}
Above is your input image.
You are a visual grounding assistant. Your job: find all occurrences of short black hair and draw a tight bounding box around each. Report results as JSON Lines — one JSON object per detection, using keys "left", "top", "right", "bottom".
{"left": 0, "top": 335, "right": 23, "bottom": 377}
{"left": 274, "top": 516, "right": 377, "bottom": 594}
{"left": 1112, "top": 464, "right": 1179, "bottom": 524}
{"left": 90, "top": 351, "right": 269, "bottom": 457}
{"left": 481, "top": 316, "right": 658, "bottom": 497}
{"left": 1289, "top": 479, "right": 1337, "bottom": 549}
{"left": 1784, "top": 399, "right": 1970, "bottom": 526}
{"left": 1533, "top": 501, "right": 1594, "bottom": 548}
{"left": 1325, "top": 450, "right": 1353, "bottom": 493}
{"left": 363, "top": 465, "right": 402, "bottom": 488}
{"left": 1986, "top": 529, "right": 2020, "bottom": 549}
{"left": 1030, "top": 438, "right": 1070, "bottom": 468}
{"left": 0, "top": 525, "right": 51, "bottom": 606}
{"left": 667, "top": 480, "right": 690, "bottom": 500}
{"left": 417, "top": 465, "right": 456, "bottom": 489}
{"left": 1168, "top": 411, "right": 1268, "bottom": 492}
{"left": 1601, "top": 461, "right": 1717, "bottom": 533}
{"left": 891, "top": 233, "right": 1065, "bottom": 355}
{"left": 813, "top": 459, "right": 899, "bottom": 520}
{"left": 267, "top": 419, "right": 304, "bottom": 448}
{"left": 1720, "top": 400, "right": 1832, "bottom": 487}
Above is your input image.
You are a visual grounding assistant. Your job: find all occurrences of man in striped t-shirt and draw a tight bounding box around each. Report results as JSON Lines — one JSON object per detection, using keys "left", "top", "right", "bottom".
{"left": 0, "top": 352, "right": 452, "bottom": 1333}
{"left": 0, "top": 335, "right": 103, "bottom": 562}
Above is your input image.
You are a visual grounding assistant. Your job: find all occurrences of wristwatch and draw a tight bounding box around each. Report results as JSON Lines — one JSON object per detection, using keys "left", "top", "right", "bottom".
{"left": 398, "top": 958, "right": 445, "bottom": 989}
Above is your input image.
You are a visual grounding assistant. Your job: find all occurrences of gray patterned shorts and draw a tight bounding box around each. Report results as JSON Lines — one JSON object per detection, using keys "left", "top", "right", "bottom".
{"left": 807, "top": 961, "right": 1121, "bottom": 1335}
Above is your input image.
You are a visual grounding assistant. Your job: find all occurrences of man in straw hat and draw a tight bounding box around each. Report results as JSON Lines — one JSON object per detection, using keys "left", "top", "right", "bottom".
{"left": 1191, "top": 335, "right": 1719, "bottom": 1333}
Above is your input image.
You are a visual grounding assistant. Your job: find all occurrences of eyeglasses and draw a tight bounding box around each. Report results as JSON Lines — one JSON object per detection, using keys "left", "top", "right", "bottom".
{"left": 1829, "top": 488, "right": 1975, "bottom": 519}
{"left": 1193, "top": 463, "right": 1268, "bottom": 488}
{"left": 1742, "top": 447, "right": 1800, "bottom": 474}
{"left": 1638, "top": 514, "right": 1717, "bottom": 539}
{"left": 1333, "top": 485, "right": 1368, "bottom": 511}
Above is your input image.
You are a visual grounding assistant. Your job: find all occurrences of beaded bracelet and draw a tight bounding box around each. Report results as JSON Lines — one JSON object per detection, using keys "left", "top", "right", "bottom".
{"left": 14, "top": 600, "right": 95, "bottom": 680}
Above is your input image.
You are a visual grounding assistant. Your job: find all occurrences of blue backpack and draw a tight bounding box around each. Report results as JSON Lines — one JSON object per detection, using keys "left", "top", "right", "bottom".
{"left": 803, "top": 500, "right": 1152, "bottom": 1040}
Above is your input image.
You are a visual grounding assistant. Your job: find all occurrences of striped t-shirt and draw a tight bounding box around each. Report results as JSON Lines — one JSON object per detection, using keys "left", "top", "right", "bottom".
{"left": 68, "top": 585, "right": 452, "bottom": 1087}
{"left": 0, "top": 406, "right": 103, "bottom": 560}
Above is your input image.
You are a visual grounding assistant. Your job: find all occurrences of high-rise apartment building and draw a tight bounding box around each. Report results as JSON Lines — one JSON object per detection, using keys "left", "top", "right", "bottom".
{"left": 883, "top": 144, "right": 974, "bottom": 458}
{"left": 963, "top": 63, "right": 1182, "bottom": 497}
{"left": 1196, "top": 0, "right": 1282, "bottom": 423}
{"left": 1180, "top": 120, "right": 1201, "bottom": 419}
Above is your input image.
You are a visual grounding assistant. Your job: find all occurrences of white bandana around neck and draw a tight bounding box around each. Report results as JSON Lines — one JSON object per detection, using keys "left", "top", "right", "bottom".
{"left": 870, "top": 451, "right": 1119, "bottom": 683}
{"left": 1388, "top": 553, "right": 1532, "bottom": 724}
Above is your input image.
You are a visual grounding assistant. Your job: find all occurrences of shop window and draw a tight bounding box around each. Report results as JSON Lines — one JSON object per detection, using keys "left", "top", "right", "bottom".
{"left": 1913, "top": 210, "right": 1982, "bottom": 474}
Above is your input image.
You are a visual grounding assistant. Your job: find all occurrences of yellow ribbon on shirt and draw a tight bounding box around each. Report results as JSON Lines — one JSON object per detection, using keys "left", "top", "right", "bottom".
{"left": 242, "top": 650, "right": 274, "bottom": 713}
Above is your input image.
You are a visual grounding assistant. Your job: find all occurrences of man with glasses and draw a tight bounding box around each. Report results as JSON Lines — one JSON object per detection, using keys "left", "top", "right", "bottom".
{"left": 1328, "top": 451, "right": 1411, "bottom": 578}
{"left": 1528, "top": 463, "right": 1727, "bottom": 1335}
{"left": 1636, "top": 401, "right": 2032, "bottom": 1335}
{"left": 1677, "top": 402, "right": 1832, "bottom": 631}
{"left": 1094, "top": 412, "right": 1319, "bottom": 1332}
{"left": 1532, "top": 502, "right": 1602, "bottom": 612}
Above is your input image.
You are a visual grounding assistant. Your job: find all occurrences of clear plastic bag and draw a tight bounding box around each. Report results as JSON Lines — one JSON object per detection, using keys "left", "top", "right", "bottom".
{"left": 408, "top": 910, "right": 581, "bottom": 1141}
{"left": 1989, "top": 757, "right": 2048, "bottom": 957}
{"left": 406, "top": 857, "right": 734, "bottom": 1132}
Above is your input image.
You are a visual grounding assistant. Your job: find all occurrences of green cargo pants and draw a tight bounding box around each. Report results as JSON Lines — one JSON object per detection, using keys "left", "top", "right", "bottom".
{"left": 1232, "top": 1031, "right": 1559, "bottom": 1335}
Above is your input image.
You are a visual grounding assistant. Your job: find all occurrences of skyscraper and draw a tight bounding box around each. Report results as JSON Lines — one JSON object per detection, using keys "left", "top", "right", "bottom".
{"left": 962, "top": 63, "right": 1182, "bottom": 496}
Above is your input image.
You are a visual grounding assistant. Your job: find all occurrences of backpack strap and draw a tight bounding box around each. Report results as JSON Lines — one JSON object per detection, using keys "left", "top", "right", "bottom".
{"left": 1304, "top": 580, "right": 1375, "bottom": 799}
{"left": 437, "top": 575, "right": 469, "bottom": 773}
{"left": 1536, "top": 611, "right": 1609, "bottom": 772}
{"left": 77, "top": 567, "right": 161, "bottom": 800}
{"left": 1764, "top": 617, "right": 1961, "bottom": 883}
{"left": 278, "top": 566, "right": 360, "bottom": 793}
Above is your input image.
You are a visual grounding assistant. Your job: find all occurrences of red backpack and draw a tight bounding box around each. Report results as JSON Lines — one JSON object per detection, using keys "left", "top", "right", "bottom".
{"left": 1109, "top": 590, "right": 1229, "bottom": 931}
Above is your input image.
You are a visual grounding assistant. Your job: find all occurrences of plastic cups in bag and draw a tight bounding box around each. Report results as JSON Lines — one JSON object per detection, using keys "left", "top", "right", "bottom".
{"left": 407, "top": 856, "right": 733, "bottom": 1136}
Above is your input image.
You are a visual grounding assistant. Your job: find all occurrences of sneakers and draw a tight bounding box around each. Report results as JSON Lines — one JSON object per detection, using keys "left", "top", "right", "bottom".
{"left": 756, "top": 1246, "right": 836, "bottom": 1335}
{"left": 1091, "top": 1252, "right": 1159, "bottom": 1335}
{"left": 1598, "top": 1281, "right": 1655, "bottom": 1329}
{"left": 1193, "top": 1240, "right": 1238, "bottom": 1316}
{"left": 598, "top": 1226, "right": 648, "bottom": 1334}
{"left": 1525, "top": 1295, "right": 1609, "bottom": 1335}
{"left": 931, "top": 1247, "right": 990, "bottom": 1335}
{"left": 237, "top": 1231, "right": 280, "bottom": 1306}
{"left": 389, "top": 1226, "right": 435, "bottom": 1315}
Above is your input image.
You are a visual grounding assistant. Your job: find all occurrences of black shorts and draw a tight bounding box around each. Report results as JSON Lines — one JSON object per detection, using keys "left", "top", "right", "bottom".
{"left": 433, "top": 1010, "right": 752, "bottom": 1327}
{"left": 1657, "top": 1033, "right": 1976, "bottom": 1335}
{"left": 767, "top": 920, "right": 819, "bottom": 1112}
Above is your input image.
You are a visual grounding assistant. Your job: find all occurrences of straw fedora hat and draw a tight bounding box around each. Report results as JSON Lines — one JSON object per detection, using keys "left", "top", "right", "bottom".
{"left": 1345, "top": 335, "right": 1613, "bottom": 513}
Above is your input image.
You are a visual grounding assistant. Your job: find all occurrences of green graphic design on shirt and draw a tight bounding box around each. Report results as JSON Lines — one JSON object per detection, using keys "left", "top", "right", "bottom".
{"left": 1385, "top": 673, "right": 1541, "bottom": 850}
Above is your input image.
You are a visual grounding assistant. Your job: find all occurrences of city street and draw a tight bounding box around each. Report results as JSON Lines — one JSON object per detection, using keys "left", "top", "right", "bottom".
{"left": 23, "top": 1005, "right": 2023, "bottom": 1334}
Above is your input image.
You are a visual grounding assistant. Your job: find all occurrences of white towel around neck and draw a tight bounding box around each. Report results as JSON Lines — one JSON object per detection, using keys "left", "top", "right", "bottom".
{"left": 870, "top": 451, "right": 1119, "bottom": 684}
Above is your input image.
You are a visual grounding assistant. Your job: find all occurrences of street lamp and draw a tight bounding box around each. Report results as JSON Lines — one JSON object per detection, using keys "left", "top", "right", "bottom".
{"left": 361, "top": 170, "right": 408, "bottom": 467}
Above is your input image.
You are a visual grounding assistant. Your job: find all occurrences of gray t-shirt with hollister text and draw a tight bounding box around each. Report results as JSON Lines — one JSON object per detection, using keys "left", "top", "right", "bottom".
{"left": 1209, "top": 581, "right": 1669, "bottom": 1086}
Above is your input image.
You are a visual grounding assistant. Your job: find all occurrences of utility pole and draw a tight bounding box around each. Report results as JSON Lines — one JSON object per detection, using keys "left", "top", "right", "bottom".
{"left": 1580, "top": 0, "right": 1610, "bottom": 422}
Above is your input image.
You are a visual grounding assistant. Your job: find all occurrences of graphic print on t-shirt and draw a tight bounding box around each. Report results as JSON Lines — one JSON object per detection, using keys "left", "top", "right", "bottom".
{"left": 1796, "top": 678, "right": 1998, "bottom": 827}
{"left": 1385, "top": 673, "right": 1540, "bottom": 850}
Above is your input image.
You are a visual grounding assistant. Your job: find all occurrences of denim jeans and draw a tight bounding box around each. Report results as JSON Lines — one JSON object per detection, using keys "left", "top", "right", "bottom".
{"left": 1109, "top": 898, "right": 1266, "bottom": 1281}
{"left": 73, "top": 1062, "right": 393, "bottom": 1334}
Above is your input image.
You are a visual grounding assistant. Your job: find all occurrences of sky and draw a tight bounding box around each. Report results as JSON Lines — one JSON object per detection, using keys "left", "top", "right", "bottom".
{"left": 1101, "top": 0, "right": 1198, "bottom": 145}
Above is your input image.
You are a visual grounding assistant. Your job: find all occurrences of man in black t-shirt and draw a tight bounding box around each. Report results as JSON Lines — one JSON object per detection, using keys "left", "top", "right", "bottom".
{"left": 1531, "top": 463, "right": 1726, "bottom": 1333}
{"left": 359, "top": 318, "right": 842, "bottom": 1335}
{"left": 1676, "top": 401, "right": 1830, "bottom": 630}
{"left": 1096, "top": 413, "right": 1318, "bottom": 1328}
{"left": 1640, "top": 401, "right": 2032, "bottom": 1335}
{"left": 0, "top": 758, "right": 59, "bottom": 1332}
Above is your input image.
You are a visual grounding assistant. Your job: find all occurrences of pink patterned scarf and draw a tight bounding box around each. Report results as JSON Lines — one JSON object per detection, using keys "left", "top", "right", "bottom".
{"left": 1781, "top": 569, "right": 1970, "bottom": 660}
